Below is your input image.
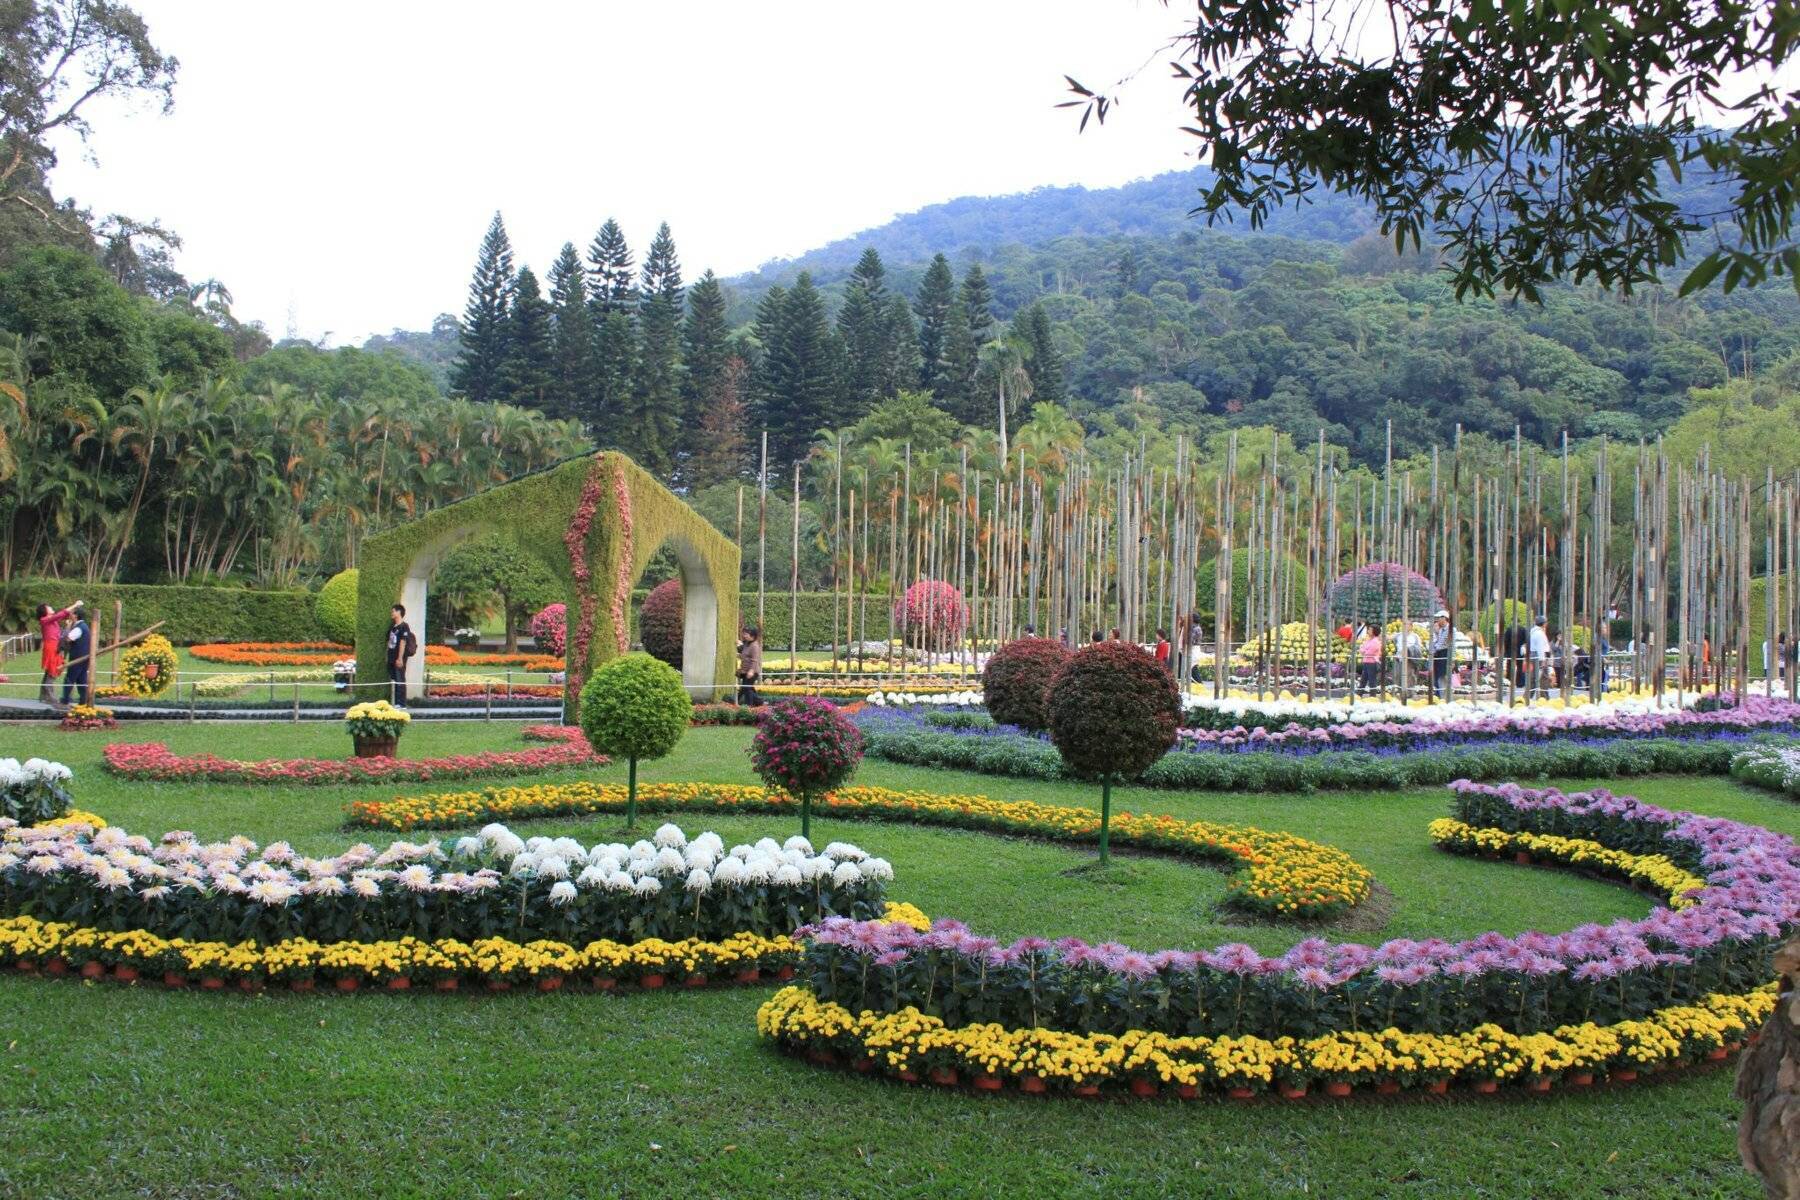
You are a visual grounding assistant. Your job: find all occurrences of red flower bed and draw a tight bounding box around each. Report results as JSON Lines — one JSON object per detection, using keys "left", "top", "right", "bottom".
{"left": 427, "top": 684, "right": 565, "bottom": 699}
{"left": 101, "top": 725, "right": 605, "bottom": 785}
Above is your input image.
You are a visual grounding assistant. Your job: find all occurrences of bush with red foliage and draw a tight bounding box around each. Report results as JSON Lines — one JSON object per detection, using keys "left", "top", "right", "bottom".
{"left": 981, "top": 636, "right": 1072, "bottom": 731}
{"left": 892, "top": 579, "right": 968, "bottom": 651}
{"left": 640, "top": 579, "right": 684, "bottom": 668}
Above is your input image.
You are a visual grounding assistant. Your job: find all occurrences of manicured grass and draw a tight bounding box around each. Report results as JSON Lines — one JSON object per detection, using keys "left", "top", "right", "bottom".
{"left": 1, "top": 719, "right": 1789, "bottom": 1198}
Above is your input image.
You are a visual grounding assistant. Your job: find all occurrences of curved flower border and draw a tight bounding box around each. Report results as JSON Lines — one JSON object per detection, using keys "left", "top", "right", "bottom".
{"left": 345, "top": 780, "right": 1373, "bottom": 920}
{"left": 102, "top": 726, "right": 605, "bottom": 785}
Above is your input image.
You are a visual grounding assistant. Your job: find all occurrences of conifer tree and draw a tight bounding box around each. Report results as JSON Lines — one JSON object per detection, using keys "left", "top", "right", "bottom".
{"left": 882, "top": 293, "right": 921, "bottom": 397}
{"left": 584, "top": 219, "right": 637, "bottom": 449}
{"left": 1015, "top": 303, "right": 1067, "bottom": 407}
{"left": 913, "top": 253, "right": 956, "bottom": 398}
{"left": 448, "top": 212, "right": 514, "bottom": 403}
{"left": 960, "top": 263, "right": 995, "bottom": 347}
{"left": 497, "top": 266, "right": 554, "bottom": 412}
{"left": 688, "top": 355, "right": 749, "bottom": 489}
{"left": 681, "top": 269, "right": 732, "bottom": 466}
{"left": 545, "top": 243, "right": 592, "bottom": 422}
{"left": 938, "top": 296, "right": 981, "bottom": 423}
{"left": 627, "top": 222, "right": 684, "bottom": 477}
{"left": 755, "top": 273, "right": 841, "bottom": 474}
{"left": 586, "top": 219, "right": 636, "bottom": 313}
{"left": 837, "top": 247, "right": 890, "bottom": 422}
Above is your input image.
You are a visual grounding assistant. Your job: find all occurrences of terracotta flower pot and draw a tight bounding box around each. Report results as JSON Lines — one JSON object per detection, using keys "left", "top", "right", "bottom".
{"left": 335, "top": 975, "right": 360, "bottom": 992}
{"left": 238, "top": 977, "right": 263, "bottom": 993}
{"left": 1707, "top": 1047, "right": 1729, "bottom": 1061}
{"left": 1228, "top": 1086, "right": 1256, "bottom": 1100}
{"left": 200, "top": 975, "right": 225, "bottom": 990}
{"left": 1071, "top": 1083, "right": 1101, "bottom": 1098}
{"left": 1376, "top": 1080, "right": 1401, "bottom": 1095}
{"left": 162, "top": 971, "right": 186, "bottom": 988}
{"left": 806, "top": 1048, "right": 838, "bottom": 1067}
{"left": 735, "top": 968, "right": 761, "bottom": 985}
{"left": 1527, "top": 1077, "right": 1552, "bottom": 1093}
{"left": 974, "top": 1073, "right": 1004, "bottom": 1092}
{"left": 44, "top": 958, "right": 68, "bottom": 977}
{"left": 896, "top": 1069, "right": 921, "bottom": 1083}
{"left": 79, "top": 961, "right": 105, "bottom": 980}
{"left": 485, "top": 979, "right": 511, "bottom": 993}
{"left": 639, "top": 973, "right": 665, "bottom": 990}
{"left": 1174, "top": 1084, "right": 1199, "bottom": 1100}
{"left": 1278, "top": 1084, "right": 1308, "bottom": 1100}
{"left": 1017, "top": 1074, "right": 1048, "bottom": 1094}
{"left": 385, "top": 976, "right": 412, "bottom": 991}
{"left": 111, "top": 965, "right": 138, "bottom": 983}
{"left": 928, "top": 1067, "right": 958, "bottom": 1087}
{"left": 290, "top": 978, "right": 315, "bottom": 992}
{"left": 433, "top": 977, "right": 459, "bottom": 992}
{"left": 1568, "top": 1072, "right": 1594, "bottom": 1087}
{"left": 1470, "top": 1079, "right": 1499, "bottom": 1094}
{"left": 776, "top": 965, "right": 795, "bottom": 980}
{"left": 1514, "top": 851, "right": 1532, "bottom": 865}
{"left": 1324, "top": 1081, "right": 1353, "bottom": 1097}
{"left": 1425, "top": 1080, "right": 1449, "bottom": 1095}
{"left": 684, "top": 974, "right": 707, "bottom": 988}
{"left": 1613, "top": 1069, "right": 1639, "bottom": 1082}
{"left": 537, "top": 975, "right": 564, "bottom": 992}
{"left": 16, "top": 959, "right": 38, "bottom": 973}
{"left": 851, "top": 1057, "right": 875, "bottom": 1074}
{"left": 592, "top": 977, "right": 616, "bottom": 991}
{"left": 352, "top": 736, "right": 398, "bottom": 759}
{"left": 1129, "top": 1078, "right": 1158, "bottom": 1098}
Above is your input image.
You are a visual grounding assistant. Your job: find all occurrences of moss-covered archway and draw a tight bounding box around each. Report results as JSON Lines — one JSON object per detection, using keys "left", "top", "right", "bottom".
{"left": 356, "top": 453, "right": 740, "bottom": 705}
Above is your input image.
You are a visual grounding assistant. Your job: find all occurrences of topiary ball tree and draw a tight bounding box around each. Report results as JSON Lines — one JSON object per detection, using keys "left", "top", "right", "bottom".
{"left": 315, "top": 568, "right": 359, "bottom": 644}
{"left": 1046, "top": 641, "right": 1181, "bottom": 864}
{"left": 529, "top": 602, "right": 567, "bottom": 657}
{"left": 893, "top": 579, "right": 968, "bottom": 652}
{"left": 640, "top": 579, "right": 684, "bottom": 668}
{"left": 1326, "top": 562, "right": 1444, "bottom": 626}
{"left": 1194, "top": 549, "right": 1309, "bottom": 628}
{"left": 981, "top": 636, "right": 1071, "bottom": 731}
{"left": 578, "top": 652, "right": 692, "bottom": 829}
{"left": 749, "top": 697, "right": 864, "bottom": 841}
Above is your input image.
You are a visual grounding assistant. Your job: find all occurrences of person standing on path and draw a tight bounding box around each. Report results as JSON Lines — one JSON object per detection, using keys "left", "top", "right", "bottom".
{"left": 1528, "top": 615, "right": 1553, "bottom": 700}
{"left": 57, "top": 604, "right": 91, "bottom": 708}
{"left": 35, "top": 599, "right": 80, "bottom": 707}
{"left": 1428, "top": 609, "right": 1453, "bottom": 702}
{"left": 385, "top": 603, "right": 417, "bottom": 707}
{"left": 736, "top": 625, "right": 763, "bottom": 707}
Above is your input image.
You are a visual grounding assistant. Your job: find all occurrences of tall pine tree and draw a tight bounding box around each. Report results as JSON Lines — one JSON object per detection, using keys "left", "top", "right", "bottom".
{"left": 960, "top": 263, "right": 995, "bottom": 346}
{"left": 681, "top": 269, "right": 732, "bottom": 469}
{"left": 448, "top": 212, "right": 514, "bottom": 403}
{"left": 545, "top": 243, "right": 592, "bottom": 422}
{"left": 837, "top": 247, "right": 890, "bottom": 423}
{"left": 688, "top": 354, "right": 749, "bottom": 489}
{"left": 627, "top": 222, "right": 683, "bottom": 477}
{"left": 882, "top": 293, "right": 921, "bottom": 397}
{"left": 586, "top": 219, "right": 636, "bottom": 313}
{"left": 755, "top": 273, "right": 841, "bottom": 475}
{"left": 497, "top": 266, "right": 554, "bottom": 412}
{"left": 583, "top": 220, "right": 636, "bottom": 450}
{"left": 1015, "top": 303, "right": 1067, "bottom": 407}
{"left": 913, "top": 253, "right": 956, "bottom": 399}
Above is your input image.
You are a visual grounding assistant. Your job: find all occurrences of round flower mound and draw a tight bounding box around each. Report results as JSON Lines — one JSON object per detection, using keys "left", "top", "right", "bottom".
{"left": 529, "top": 602, "right": 567, "bottom": 657}
{"left": 981, "top": 636, "right": 1071, "bottom": 731}
{"left": 102, "top": 725, "right": 603, "bottom": 785}
{"left": 117, "top": 635, "right": 178, "bottom": 698}
{"left": 1234, "top": 622, "right": 1345, "bottom": 667}
{"left": 1326, "top": 561, "right": 1443, "bottom": 626}
{"left": 893, "top": 579, "right": 968, "bottom": 650}
{"left": 751, "top": 698, "right": 864, "bottom": 800}
{"left": 639, "top": 580, "right": 684, "bottom": 668}
{"left": 314, "top": 568, "right": 359, "bottom": 643}
{"left": 1046, "top": 641, "right": 1181, "bottom": 781}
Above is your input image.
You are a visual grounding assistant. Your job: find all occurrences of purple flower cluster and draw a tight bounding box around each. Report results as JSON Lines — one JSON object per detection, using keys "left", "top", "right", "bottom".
{"left": 797, "top": 779, "right": 1799, "bottom": 1038}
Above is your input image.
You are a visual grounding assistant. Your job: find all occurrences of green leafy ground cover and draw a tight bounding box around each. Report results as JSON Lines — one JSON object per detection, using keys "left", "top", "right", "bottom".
{"left": 0, "top": 721, "right": 1787, "bottom": 1198}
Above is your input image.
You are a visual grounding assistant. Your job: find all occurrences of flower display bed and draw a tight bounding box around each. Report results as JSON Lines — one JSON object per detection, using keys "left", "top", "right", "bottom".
{"left": 756, "top": 779, "right": 1796, "bottom": 1098}
{"left": 188, "top": 641, "right": 561, "bottom": 671}
{"left": 1730, "top": 741, "right": 1800, "bottom": 799}
{"left": 346, "top": 780, "right": 1373, "bottom": 920}
{"left": 58, "top": 705, "right": 119, "bottom": 732}
{"left": 101, "top": 725, "right": 603, "bottom": 784}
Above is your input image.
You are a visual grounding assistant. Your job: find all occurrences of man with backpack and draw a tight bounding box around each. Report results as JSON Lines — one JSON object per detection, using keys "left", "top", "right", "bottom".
{"left": 386, "top": 603, "right": 418, "bottom": 707}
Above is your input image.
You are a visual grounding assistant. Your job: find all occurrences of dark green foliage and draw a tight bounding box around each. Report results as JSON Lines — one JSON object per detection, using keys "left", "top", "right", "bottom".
{"left": 145, "top": 305, "right": 237, "bottom": 386}
{"left": 628, "top": 222, "right": 683, "bottom": 476}
{"left": 586, "top": 309, "right": 636, "bottom": 447}
{"left": 239, "top": 343, "right": 441, "bottom": 406}
{"left": 545, "top": 243, "right": 592, "bottom": 422}
{"left": 749, "top": 696, "right": 864, "bottom": 837}
{"left": 314, "top": 569, "right": 359, "bottom": 643}
{"left": 1014, "top": 303, "right": 1066, "bottom": 406}
{"left": 752, "top": 273, "right": 842, "bottom": 474}
{"left": 9, "top": 579, "right": 324, "bottom": 643}
{"left": 433, "top": 533, "right": 561, "bottom": 651}
{"left": 585, "top": 219, "right": 636, "bottom": 313}
{"left": 960, "top": 264, "right": 995, "bottom": 346}
{"left": 498, "top": 266, "right": 554, "bottom": 413}
{"left": 578, "top": 652, "right": 692, "bottom": 761}
{"left": 1194, "top": 549, "right": 1310, "bottom": 630}
{"left": 680, "top": 270, "right": 732, "bottom": 467}
{"left": 913, "top": 253, "right": 956, "bottom": 399}
{"left": 448, "top": 212, "right": 514, "bottom": 403}
{"left": 640, "top": 578, "right": 684, "bottom": 668}
{"left": 0, "top": 245, "right": 155, "bottom": 397}
{"left": 980, "top": 636, "right": 1070, "bottom": 731}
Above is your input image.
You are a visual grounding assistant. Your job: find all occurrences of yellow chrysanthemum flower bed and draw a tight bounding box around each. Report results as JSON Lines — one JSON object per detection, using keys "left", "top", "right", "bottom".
{"left": 34, "top": 808, "right": 108, "bottom": 831}
{"left": 1429, "top": 819, "right": 1708, "bottom": 909}
{"left": 348, "top": 781, "right": 1373, "bottom": 919}
{"left": 756, "top": 983, "right": 1773, "bottom": 1097}
{"left": 117, "top": 634, "right": 178, "bottom": 698}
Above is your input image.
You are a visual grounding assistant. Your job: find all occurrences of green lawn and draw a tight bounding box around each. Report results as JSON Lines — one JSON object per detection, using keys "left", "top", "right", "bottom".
{"left": 1, "top": 720, "right": 1787, "bottom": 1198}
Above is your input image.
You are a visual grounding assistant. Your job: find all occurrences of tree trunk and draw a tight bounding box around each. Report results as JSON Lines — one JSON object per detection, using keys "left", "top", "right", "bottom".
{"left": 1739, "top": 937, "right": 1800, "bottom": 1196}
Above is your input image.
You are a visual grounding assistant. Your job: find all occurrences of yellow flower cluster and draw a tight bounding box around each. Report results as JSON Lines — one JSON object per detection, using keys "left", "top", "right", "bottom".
{"left": 352, "top": 782, "right": 1372, "bottom": 918}
{"left": 1429, "top": 818, "right": 1707, "bottom": 908}
{"left": 877, "top": 902, "right": 931, "bottom": 931}
{"left": 756, "top": 984, "right": 1773, "bottom": 1093}
{"left": 345, "top": 700, "right": 411, "bottom": 724}
{"left": 0, "top": 913, "right": 800, "bottom": 987}
{"left": 35, "top": 809, "right": 108, "bottom": 831}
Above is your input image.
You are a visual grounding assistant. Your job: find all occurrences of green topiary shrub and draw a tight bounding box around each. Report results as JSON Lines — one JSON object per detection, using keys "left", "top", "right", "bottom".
{"left": 1474, "top": 597, "right": 1531, "bottom": 636}
{"left": 578, "top": 652, "right": 692, "bottom": 828}
{"left": 749, "top": 697, "right": 864, "bottom": 839}
{"left": 1045, "top": 641, "right": 1182, "bottom": 862}
{"left": 640, "top": 579, "right": 684, "bottom": 668}
{"left": 315, "top": 569, "right": 359, "bottom": 644}
{"left": 1194, "top": 549, "right": 1309, "bottom": 631}
{"left": 981, "top": 636, "right": 1071, "bottom": 731}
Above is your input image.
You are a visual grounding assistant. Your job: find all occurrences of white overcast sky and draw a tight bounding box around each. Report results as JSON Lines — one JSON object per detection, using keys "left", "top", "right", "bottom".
{"left": 47, "top": 1, "right": 1199, "bottom": 345}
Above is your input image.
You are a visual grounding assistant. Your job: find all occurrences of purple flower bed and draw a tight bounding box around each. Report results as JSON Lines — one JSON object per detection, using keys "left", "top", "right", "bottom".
{"left": 795, "top": 780, "right": 1798, "bottom": 1039}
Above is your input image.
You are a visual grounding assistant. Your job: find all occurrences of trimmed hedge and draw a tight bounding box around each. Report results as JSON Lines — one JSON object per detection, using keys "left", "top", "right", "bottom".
{"left": 7, "top": 580, "right": 324, "bottom": 644}
{"left": 858, "top": 725, "right": 1743, "bottom": 792}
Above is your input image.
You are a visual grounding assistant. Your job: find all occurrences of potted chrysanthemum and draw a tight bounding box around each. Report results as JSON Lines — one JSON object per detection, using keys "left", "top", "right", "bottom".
{"left": 344, "top": 700, "right": 410, "bottom": 757}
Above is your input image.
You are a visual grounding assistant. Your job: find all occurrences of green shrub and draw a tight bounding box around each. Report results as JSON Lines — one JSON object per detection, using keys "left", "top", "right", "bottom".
{"left": 1193, "top": 549, "right": 1309, "bottom": 631}
{"left": 9, "top": 579, "right": 323, "bottom": 644}
{"left": 315, "top": 569, "right": 359, "bottom": 643}
{"left": 578, "top": 652, "right": 692, "bottom": 828}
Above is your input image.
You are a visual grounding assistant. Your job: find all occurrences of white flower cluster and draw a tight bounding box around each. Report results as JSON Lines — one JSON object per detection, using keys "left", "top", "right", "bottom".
{"left": 0, "top": 758, "right": 74, "bottom": 789}
{"left": 456, "top": 822, "right": 892, "bottom": 905}
{"left": 865, "top": 689, "right": 984, "bottom": 709}
{"left": 1179, "top": 693, "right": 1703, "bottom": 724}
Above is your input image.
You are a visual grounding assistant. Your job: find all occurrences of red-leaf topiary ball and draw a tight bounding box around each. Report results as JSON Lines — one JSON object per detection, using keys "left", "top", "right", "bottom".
{"left": 1046, "top": 641, "right": 1181, "bottom": 780}
{"left": 892, "top": 579, "right": 968, "bottom": 650}
{"left": 749, "top": 697, "right": 864, "bottom": 799}
{"left": 981, "top": 636, "right": 1072, "bottom": 731}
{"left": 640, "top": 579, "right": 684, "bottom": 668}
{"left": 528, "top": 603, "right": 567, "bottom": 657}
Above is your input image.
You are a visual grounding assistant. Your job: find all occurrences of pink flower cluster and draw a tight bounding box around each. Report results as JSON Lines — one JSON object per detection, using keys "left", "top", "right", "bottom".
{"left": 101, "top": 725, "right": 605, "bottom": 786}
{"left": 529, "top": 603, "right": 567, "bottom": 657}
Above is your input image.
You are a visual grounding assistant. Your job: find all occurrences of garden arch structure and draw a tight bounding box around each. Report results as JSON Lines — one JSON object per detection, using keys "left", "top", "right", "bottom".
{"left": 355, "top": 452, "right": 739, "bottom": 704}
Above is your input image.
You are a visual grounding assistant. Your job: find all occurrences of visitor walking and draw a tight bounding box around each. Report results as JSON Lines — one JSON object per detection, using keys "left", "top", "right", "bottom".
{"left": 1153, "top": 628, "right": 1171, "bottom": 666}
{"left": 1528, "top": 615, "right": 1552, "bottom": 700}
{"left": 58, "top": 603, "right": 91, "bottom": 708}
{"left": 736, "top": 626, "right": 763, "bottom": 706}
{"left": 35, "top": 598, "right": 80, "bottom": 707}
{"left": 1428, "top": 609, "right": 1452, "bottom": 701}
{"left": 1357, "top": 626, "right": 1382, "bottom": 693}
{"left": 385, "top": 603, "right": 417, "bottom": 707}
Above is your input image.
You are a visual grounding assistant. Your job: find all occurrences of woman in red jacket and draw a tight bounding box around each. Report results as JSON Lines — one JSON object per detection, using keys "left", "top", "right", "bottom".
{"left": 35, "top": 600, "right": 81, "bottom": 706}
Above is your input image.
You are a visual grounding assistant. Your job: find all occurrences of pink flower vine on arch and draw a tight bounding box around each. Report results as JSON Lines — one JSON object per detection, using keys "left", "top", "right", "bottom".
{"left": 562, "top": 456, "right": 609, "bottom": 702}
{"left": 610, "top": 460, "right": 635, "bottom": 656}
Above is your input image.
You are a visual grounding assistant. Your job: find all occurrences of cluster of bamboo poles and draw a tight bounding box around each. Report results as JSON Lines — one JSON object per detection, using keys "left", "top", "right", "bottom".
{"left": 724, "top": 425, "right": 1798, "bottom": 706}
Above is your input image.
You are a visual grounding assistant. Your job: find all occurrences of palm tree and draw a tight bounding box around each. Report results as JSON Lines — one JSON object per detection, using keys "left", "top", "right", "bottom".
{"left": 977, "top": 336, "right": 1034, "bottom": 463}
